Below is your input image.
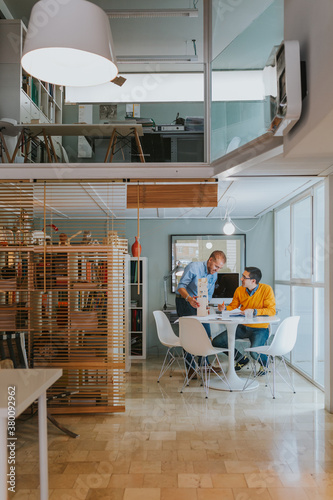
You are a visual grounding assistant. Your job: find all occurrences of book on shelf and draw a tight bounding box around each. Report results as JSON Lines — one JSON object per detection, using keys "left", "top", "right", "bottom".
{"left": 130, "top": 260, "right": 142, "bottom": 284}
{"left": 131, "top": 309, "right": 142, "bottom": 332}
{"left": 131, "top": 333, "right": 142, "bottom": 355}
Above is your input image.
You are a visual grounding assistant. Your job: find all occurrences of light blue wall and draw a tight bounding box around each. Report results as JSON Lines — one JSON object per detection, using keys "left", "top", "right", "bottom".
{"left": 124, "top": 212, "right": 274, "bottom": 355}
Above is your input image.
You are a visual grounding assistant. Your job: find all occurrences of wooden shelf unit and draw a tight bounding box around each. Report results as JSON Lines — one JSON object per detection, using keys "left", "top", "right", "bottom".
{"left": 0, "top": 243, "right": 127, "bottom": 413}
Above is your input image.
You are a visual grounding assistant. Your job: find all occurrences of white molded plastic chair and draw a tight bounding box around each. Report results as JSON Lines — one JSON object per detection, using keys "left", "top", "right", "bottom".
{"left": 153, "top": 310, "right": 184, "bottom": 382}
{"left": 179, "top": 317, "right": 231, "bottom": 398}
{"left": 244, "top": 316, "right": 300, "bottom": 398}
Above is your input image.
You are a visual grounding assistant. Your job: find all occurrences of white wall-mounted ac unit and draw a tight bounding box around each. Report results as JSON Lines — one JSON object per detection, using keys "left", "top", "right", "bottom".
{"left": 270, "top": 40, "right": 302, "bottom": 136}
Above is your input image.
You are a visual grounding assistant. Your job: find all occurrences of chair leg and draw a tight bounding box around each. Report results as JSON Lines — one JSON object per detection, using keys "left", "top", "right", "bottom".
{"left": 262, "top": 355, "right": 276, "bottom": 398}
{"left": 242, "top": 356, "right": 257, "bottom": 390}
{"left": 157, "top": 348, "right": 173, "bottom": 382}
{"left": 47, "top": 413, "right": 79, "bottom": 438}
{"left": 180, "top": 355, "right": 199, "bottom": 393}
{"left": 201, "top": 359, "right": 209, "bottom": 398}
{"left": 210, "top": 355, "right": 232, "bottom": 391}
{"left": 278, "top": 357, "right": 296, "bottom": 394}
{"left": 157, "top": 347, "right": 185, "bottom": 382}
{"left": 272, "top": 357, "right": 276, "bottom": 398}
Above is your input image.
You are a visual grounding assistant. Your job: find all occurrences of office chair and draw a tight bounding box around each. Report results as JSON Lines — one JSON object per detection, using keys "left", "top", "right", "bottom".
{"left": 153, "top": 310, "right": 184, "bottom": 382}
{"left": 243, "top": 316, "right": 300, "bottom": 398}
{"left": 179, "top": 317, "right": 231, "bottom": 398}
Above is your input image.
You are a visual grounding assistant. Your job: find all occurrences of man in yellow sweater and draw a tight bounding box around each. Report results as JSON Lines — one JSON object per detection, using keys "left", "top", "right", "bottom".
{"left": 212, "top": 267, "right": 276, "bottom": 375}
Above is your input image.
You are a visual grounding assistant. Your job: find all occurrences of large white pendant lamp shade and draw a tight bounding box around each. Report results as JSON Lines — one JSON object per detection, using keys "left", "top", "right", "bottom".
{"left": 21, "top": 0, "right": 118, "bottom": 87}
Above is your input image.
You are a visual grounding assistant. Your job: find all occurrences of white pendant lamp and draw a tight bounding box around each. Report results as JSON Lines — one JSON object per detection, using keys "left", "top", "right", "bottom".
{"left": 221, "top": 197, "right": 236, "bottom": 235}
{"left": 222, "top": 217, "right": 236, "bottom": 235}
{"left": 21, "top": 0, "right": 118, "bottom": 87}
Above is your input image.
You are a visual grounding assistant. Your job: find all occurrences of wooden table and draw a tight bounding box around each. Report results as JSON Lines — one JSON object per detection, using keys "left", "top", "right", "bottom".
{"left": 0, "top": 121, "right": 145, "bottom": 163}
{"left": 0, "top": 369, "right": 62, "bottom": 500}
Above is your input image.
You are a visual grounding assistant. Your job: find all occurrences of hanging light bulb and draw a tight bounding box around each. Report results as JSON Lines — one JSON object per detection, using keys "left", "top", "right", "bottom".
{"left": 223, "top": 217, "right": 235, "bottom": 235}
{"left": 220, "top": 196, "right": 236, "bottom": 235}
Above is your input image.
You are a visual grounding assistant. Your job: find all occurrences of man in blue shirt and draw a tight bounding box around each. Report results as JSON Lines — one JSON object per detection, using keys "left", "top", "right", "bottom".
{"left": 176, "top": 250, "right": 227, "bottom": 377}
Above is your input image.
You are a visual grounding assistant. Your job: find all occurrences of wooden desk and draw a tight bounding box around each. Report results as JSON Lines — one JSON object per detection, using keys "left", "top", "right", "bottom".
{"left": 0, "top": 369, "right": 62, "bottom": 500}
{"left": 0, "top": 121, "right": 145, "bottom": 163}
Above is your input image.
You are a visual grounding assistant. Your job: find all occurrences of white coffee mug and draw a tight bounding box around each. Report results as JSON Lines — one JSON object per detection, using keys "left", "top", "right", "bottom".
{"left": 245, "top": 309, "right": 254, "bottom": 320}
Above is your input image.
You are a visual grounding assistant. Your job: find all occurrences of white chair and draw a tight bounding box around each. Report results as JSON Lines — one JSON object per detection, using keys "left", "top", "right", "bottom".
{"left": 153, "top": 310, "right": 184, "bottom": 383}
{"left": 244, "top": 316, "right": 300, "bottom": 398}
{"left": 179, "top": 317, "right": 231, "bottom": 398}
{"left": 225, "top": 136, "right": 241, "bottom": 154}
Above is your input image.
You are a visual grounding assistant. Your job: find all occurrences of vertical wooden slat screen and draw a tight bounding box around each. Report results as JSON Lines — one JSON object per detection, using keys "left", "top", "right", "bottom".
{"left": 0, "top": 182, "right": 34, "bottom": 361}
{"left": 0, "top": 181, "right": 127, "bottom": 413}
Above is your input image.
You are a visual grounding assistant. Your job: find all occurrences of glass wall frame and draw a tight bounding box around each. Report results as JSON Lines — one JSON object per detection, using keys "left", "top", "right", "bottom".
{"left": 274, "top": 182, "right": 325, "bottom": 388}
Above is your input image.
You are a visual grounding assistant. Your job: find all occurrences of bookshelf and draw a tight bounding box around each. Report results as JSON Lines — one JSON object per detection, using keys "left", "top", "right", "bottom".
{"left": 128, "top": 257, "right": 147, "bottom": 360}
{"left": 0, "top": 19, "right": 63, "bottom": 160}
{"left": 0, "top": 243, "right": 127, "bottom": 413}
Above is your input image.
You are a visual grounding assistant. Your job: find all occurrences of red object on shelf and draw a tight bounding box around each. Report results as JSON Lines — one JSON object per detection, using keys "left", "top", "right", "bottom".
{"left": 131, "top": 237, "right": 142, "bottom": 257}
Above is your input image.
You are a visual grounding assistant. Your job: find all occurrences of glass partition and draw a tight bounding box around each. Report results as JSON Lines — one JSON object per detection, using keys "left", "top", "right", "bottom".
{"left": 211, "top": 0, "right": 283, "bottom": 161}
{"left": 274, "top": 182, "right": 325, "bottom": 388}
{"left": 292, "top": 196, "right": 312, "bottom": 280}
{"left": 1, "top": 3, "right": 205, "bottom": 165}
{"left": 313, "top": 183, "right": 325, "bottom": 283}
{"left": 275, "top": 205, "right": 290, "bottom": 281}
{"left": 314, "top": 287, "right": 325, "bottom": 386}
{"left": 292, "top": 286, "right": 313, "bottom": 377}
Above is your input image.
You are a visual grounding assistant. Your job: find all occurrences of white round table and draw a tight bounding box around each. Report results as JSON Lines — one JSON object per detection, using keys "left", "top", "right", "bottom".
{"left": 197, "top": 313, "right": 280, "bottom": 391}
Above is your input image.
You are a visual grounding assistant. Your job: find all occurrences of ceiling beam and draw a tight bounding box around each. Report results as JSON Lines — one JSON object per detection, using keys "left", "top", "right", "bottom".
{"left": 106, "top": 9, "right": 199, "bottom": 18}
{"left": 127, "top": 184, "right": 218, "bottom": 209}
{"left": 213, "top": 133, "right": 283, "bottom": 178}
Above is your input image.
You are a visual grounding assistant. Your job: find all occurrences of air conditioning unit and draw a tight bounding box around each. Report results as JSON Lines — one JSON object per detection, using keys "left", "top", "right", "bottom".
{"left": 269, "top": 41, "right": 302, "bottom": 136}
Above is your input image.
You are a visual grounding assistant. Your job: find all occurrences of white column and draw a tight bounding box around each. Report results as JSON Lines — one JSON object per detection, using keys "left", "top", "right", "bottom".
{"left": 38, "top": 392, "right": 49, "bottom": 500}
{"left": 0, "top": 418, "right": 7, "bottom": 500}
{"left": 325, "top": 175, "right": 333, "bottom": 412}
{"left": 203, "top": 0, "right": 212, "bottom": 164}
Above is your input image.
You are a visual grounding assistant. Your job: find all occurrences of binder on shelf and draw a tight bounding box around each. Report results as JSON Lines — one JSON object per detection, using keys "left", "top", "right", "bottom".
{"left": 136, "top": 309, "right": 142, "bottom": 331}
{"left": 130, "top": 259, "right": 142, "bottom": 284}
{"left": 131, "top": 309, "right": 137, "bottom": 331}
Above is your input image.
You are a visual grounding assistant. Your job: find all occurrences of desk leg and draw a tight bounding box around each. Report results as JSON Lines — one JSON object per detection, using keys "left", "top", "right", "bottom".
{"left": 109, "top": 135, "right": 118, "bottom": 163}
{"left": 104, "top": 129, "right": 116, "bottom": 162}
{"left": 48, "top": 136, "right": 58, "bottom": 163}
{"left": 10, "top": 130, "right": 24, "bottom": 163}
{"left": 38, "top": 392, "right": 49, "bottom": 500}
{"left": 0, "top": 131, "right": 12, "bottom": 163}
{"left": 43, "top": 131, "right": 53, "bottom": 163}
{"left": 24, "top": 136, "right": 31, "bottom": 163}
{"left": 133, "top": 129, "right": 145, "bottom": 163}
{"left": 209, "top": 323, "right": 259, "bottom": 391}
{"left": 0, "top": 418, "right": 7, "bottom": 500}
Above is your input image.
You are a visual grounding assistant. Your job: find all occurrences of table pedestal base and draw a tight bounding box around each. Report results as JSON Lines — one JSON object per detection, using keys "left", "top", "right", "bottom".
{"left": 211, "top": 322, "right": 259, "bottom": 391}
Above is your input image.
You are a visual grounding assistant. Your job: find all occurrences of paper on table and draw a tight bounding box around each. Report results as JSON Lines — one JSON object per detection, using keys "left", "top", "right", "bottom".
{"left": 196, "top": 314, "right": 217, "bottom": 320}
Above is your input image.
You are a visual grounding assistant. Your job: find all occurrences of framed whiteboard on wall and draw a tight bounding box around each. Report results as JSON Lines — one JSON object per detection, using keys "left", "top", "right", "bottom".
{"left": 170, "top": 234, "right": 246, "bottom": 293}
